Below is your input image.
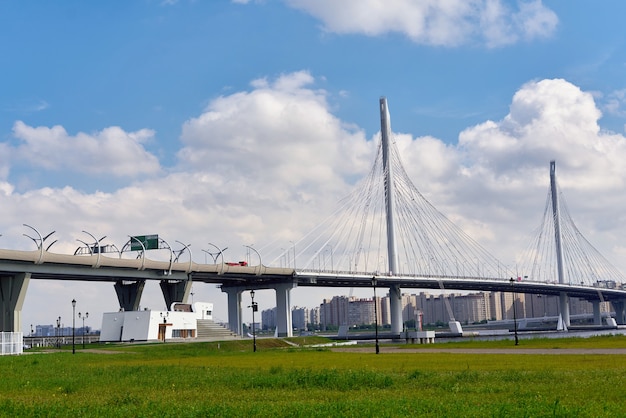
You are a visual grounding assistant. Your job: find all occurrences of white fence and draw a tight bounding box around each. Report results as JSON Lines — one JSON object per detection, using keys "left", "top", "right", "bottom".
{"left": 1, "top": 332, "right": 23, "bottom": 355}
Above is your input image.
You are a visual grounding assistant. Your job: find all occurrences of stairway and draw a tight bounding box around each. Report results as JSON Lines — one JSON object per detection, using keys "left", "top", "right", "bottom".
{"left": 196, "top": 319, "right": 239, "bottom": 340}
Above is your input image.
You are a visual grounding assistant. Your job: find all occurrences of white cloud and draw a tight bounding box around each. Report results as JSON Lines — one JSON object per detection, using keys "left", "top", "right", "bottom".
{"left": 10, "top": 122, "right": 162, "bottom": 178}
{"left": 0, "top": 143, "right": 11, "bottom": 180}
{"left": 178, "top": 71, "right": 373, "bottom": 203}
{"left": 284, "top": 0, "right": 558, "bottom": 47}
{"left": 513, "top": 0, "right": 559, "bottom": 40}
{"left": 3, "top": 99, "right": 49, "bottom": 113}
{"left": 458, "top": 79, "right": 626, "bottom": 192}
{"left": 604, "top": 88, "right": 626, "bottom": 118}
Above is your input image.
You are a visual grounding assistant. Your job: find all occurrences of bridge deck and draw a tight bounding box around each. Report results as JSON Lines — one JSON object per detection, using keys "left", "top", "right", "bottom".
{"left": 1, "top": 249, "right": 625, "bottom": 302}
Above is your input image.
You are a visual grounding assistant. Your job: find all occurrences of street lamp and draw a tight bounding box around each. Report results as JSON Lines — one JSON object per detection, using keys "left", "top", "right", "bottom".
{"left": 56, "top": 316, "right": 61, "bottom": 349}
{"left": 249, "top": 290, "right": 257, "bottom": 352}
{"left": 71, "top": 299, "right": 76, "bottom": 354}
{"left": 78, "top": 312, "right": 89, "bottom": 349}
{"left": 203, "top": 244, "right": 228, "bottom": 264}
{"left": 206, "top": 243, "right": 228, "bottom": 274}
{"left": 244, "top": 245, "right": 262, "bottom": 275}
{"left": 509, "top": 278, "right": 519, "bottom": 346}
{"left": 372, "top": 277, "right": 380, "bottom": 354}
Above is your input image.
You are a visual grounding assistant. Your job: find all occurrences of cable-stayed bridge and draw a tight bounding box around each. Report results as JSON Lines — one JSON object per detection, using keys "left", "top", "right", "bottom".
{"left": 1, "top": 98, "right": 626, "bottom": 338}
{"left": 255, "top": 98, "right": 626, "bottom": 335}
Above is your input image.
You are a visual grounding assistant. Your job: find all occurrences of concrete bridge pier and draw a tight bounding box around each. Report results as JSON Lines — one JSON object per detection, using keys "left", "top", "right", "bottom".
{"left": 114, "top": 280, "right": 146, "bottom": 312}
{"left": 274, "top": 282, "right": 296, "bottom": 337}
{"left": 0, "top": 273, "right": 30, "bottom": 332}
{"left": 592, "top": 300, "right": 602, "bottom": 325}
{"left": 160, "top": 278, "right": 192, "bottom": 309}
{"left": 389, "top": 285, "right": 403, "bottom": 335}
{"left": 222, "top": 287, "right": 243, "bottom": 336}
{"left": 559, "top": 292, "right": 571, "bottom": 328}
{"left": 612, "top": 300, "right": 626, "bottom": 325}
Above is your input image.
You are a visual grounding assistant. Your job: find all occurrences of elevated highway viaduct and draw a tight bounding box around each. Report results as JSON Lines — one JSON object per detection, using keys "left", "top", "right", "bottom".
{"left": 2, "top": 248, "right": 626, "bottom": 337}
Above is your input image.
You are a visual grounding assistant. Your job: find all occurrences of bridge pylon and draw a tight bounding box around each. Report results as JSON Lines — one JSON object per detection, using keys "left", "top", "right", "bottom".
{"left": 550, "top": 161, "right": 571, "bottom": 328}
{"left": 380, "top": 97, "right": 403, "bottom": 335}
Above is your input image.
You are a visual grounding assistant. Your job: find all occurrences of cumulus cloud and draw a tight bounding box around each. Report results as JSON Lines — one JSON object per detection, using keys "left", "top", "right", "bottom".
{"left": 178, "top": 71, "right": 373, "bottom": 208}
{"left": 284, "top": 0, "right": 558, "bottom": 47}
{"left": 10, "top": 122, "right": 161, "bottom": 177}
{"left": 459, "top": 79, "right": 626, "bottom": 192}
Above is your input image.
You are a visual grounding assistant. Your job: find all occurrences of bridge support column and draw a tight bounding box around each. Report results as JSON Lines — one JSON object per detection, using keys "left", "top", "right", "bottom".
{"left": 559, "top": 292, "right": 570, "bottom": 328}
{"left": 222, "top": 287, "right": 243, "bottom": 336}
{"left": 611, "top": 300, "right": 626, "bottom": 325}
{"left": 592, "top": 300, "right": 602, "bottom": 326}
{"left": 114, "top": 280, "right": 146, "bottom": 312}
{"left": 0, "top": 273, "right": 30, "bottom": 332}
{"left": 274, "top": 282, "right": 296, "bottom": 337}
{"left": 389, "top": 285, "right": 403, "bottom": 335}
{"left": 160, "top": 278, "right": 192, "bottom": 310}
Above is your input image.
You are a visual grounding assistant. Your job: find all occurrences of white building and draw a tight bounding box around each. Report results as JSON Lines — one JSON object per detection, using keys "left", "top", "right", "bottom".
{"left": 100, "top": 302, "right": 213, "bottom": 342}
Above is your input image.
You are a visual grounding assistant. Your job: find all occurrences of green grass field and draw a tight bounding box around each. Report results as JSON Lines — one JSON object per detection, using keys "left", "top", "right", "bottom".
{"left": 2, "top": 335, "right": 626, "bottom": 417}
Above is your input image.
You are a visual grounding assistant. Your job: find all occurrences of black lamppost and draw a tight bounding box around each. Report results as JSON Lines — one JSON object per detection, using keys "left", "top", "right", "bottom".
{"left": 78, "top": 312, "right": 89, "bottom": 349}
{"left": 56, "top": 316, "right": 61, "bottom": 348}
{"left": 71, "top": 299, "right": 76, "bottom": 354}
{"left": 372, "top": 277, "right": 380, "bottom": 354}
{"left": 249, "top": 290, "right": 257, "bottom": 352}
{"left": 509, "top": 278, "right": 519, "bottom": 346}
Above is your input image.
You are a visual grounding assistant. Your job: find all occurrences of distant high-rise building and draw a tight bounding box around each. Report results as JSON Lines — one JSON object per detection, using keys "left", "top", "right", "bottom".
{"left": 309, "top": 306, "right": 320, "bottom": 329}
{"left": 292, "top": 306, "right": 309, "bottom": 331}
{"left": 261, "top": 307, "right": 277, "bottom": 330}
{"left": 489, "top": 292, "right": 503, "bottom": 320}
{"left": 347, "top": 298, "right": 375, "bottom": 326}
{"left": 319, "top": 296, "right": 353, "bottom": 328}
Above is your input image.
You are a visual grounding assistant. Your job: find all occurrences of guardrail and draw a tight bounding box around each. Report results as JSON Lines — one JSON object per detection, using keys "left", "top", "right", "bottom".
{"left": 23, "top": 335, "right": 101, "bottom": 349}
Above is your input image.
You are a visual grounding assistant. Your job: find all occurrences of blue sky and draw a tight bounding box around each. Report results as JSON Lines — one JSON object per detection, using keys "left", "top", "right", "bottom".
{"left": 1, "top": 1, "right": 626, "bottom": 329}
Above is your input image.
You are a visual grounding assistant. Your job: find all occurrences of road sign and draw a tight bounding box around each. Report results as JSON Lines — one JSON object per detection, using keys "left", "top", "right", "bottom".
{"left": 130, "top": 234, "right": 159, "bottom": 251}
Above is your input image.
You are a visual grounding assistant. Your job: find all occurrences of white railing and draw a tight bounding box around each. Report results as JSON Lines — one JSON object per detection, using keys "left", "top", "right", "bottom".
{"left": 1, "top": 332, "right": 23, "bottom": 355}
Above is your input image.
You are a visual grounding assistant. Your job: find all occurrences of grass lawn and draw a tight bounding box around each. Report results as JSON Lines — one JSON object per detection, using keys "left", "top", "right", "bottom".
{"left": 1, "top": 335, "right": 625, "bottom": 417}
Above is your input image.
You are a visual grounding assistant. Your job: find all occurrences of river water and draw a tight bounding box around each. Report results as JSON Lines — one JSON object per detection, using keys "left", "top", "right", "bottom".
{"left": 436, "top": 326, "right": 626, "bottom": 343}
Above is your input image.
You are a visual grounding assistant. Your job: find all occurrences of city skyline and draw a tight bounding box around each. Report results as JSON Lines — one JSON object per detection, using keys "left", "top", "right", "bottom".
{"left": 260, "top": 289, "right": 608, "bottom": 331}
